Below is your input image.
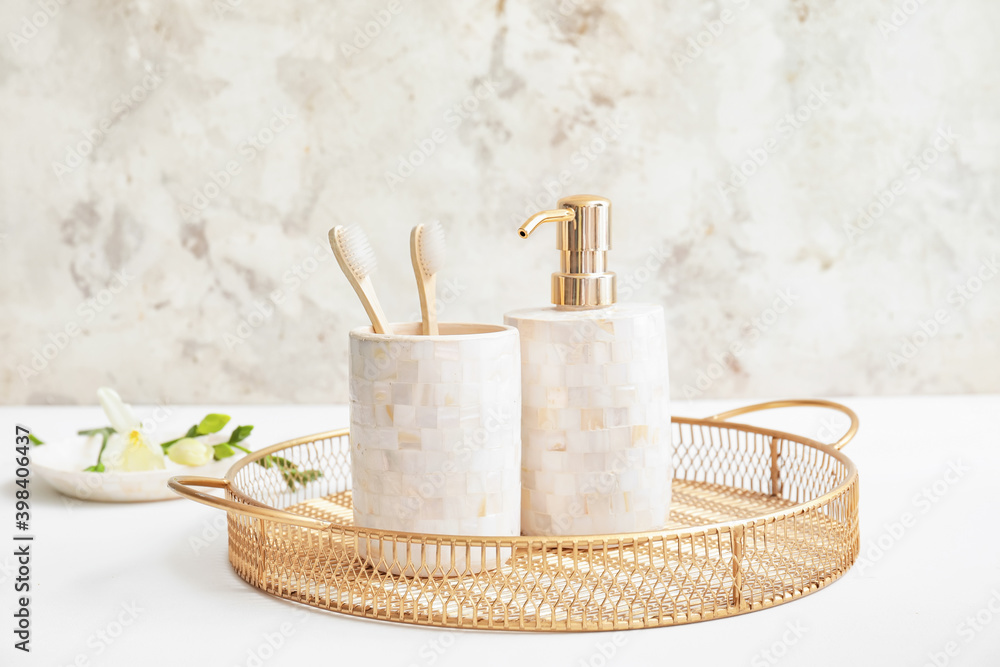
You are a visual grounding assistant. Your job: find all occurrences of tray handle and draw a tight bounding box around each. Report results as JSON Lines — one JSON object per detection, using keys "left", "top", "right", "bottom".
{"left": 705, "top": 399, "right": 858, "bottom": 450}
{"left": 168, "top": 476, "right": 332, "bottom": 530}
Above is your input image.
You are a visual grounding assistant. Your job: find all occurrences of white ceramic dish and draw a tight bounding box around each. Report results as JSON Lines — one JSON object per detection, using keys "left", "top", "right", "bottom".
{"left": 32, "top": 434, "right": 241, "bottom": 503}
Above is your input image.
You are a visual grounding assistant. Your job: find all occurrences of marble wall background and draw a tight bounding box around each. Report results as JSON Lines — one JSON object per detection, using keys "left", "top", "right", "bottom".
{"left": 2, "top": 0, "right": 998, "bottom": 405}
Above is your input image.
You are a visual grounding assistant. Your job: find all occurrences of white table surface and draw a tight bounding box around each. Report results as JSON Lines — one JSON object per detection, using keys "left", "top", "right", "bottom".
{"left": 2, "top": 396, "right": 998, "bottom": 667}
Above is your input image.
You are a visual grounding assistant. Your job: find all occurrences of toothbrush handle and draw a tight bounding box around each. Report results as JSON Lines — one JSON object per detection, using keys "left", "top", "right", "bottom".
{"left": 421, "top": 273, "right": 438, "bottom": 335}
{"left": 410, "top": 226, "right": 438, "bottom": 335}
{"left": 356, "top": 275, "right": 392, "bottom": 335}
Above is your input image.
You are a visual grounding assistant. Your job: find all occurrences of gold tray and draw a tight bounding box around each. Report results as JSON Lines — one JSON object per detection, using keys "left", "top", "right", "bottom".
{"left": 170, "top": 399, "right": 859, "bottom": 631}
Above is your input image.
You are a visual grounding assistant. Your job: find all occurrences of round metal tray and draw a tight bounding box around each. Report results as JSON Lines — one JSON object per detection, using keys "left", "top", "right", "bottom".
{"left": 170, "top": 399, "right": 859, "bottom": 631}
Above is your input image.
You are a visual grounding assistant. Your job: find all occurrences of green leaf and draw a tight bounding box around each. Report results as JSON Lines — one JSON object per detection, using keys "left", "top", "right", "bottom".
{"left": 28, "top": 433, "right": 44, "bottom": 445}
{"left": 270, "top": 456, "right": 294, "bottom": 469}
{"left": 196, "top": 414, "right": 231, "bottom": 435}
{"left": 212, "top": 443, "right": 235, "bottom": 460}
{"left": 228, "top": 425, "right": 254, "bottom": 444}
{"left": 78, "top": 427, "right": 116, "bottom": 437}
{"left": 83, "top": 463, "right": 105, "bottom": 473}
{"left": 259, "top": 454, "right": 280, "bottom": 469}
{"left": 283, "top": 468, "right": 322, "bottom": 491}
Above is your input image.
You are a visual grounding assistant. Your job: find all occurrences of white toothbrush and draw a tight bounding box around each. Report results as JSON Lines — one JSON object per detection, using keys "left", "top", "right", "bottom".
{"left": 329, "top": 225, "right": 392, "bottom": 335}
{"left": 410, "top": 221, "right": 446, "bottom": 335}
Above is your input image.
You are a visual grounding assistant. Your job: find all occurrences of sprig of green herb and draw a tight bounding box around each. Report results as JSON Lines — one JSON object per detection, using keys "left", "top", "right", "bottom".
{"left": 78, "top": 427, "right": 115, "bottom": 472}
{"left": 159, "top": 413, "right": 233, "bottom": 452}
{"left": 254, "top": 453, "right": 323, "bottom": 492}
{"left": 28, "top": 433, "right": 43, "bottom": 445}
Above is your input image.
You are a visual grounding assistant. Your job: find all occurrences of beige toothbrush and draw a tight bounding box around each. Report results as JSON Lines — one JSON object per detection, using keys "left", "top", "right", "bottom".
{"left": 328, "top": 225, "right": 392, "bottom": 334}
{"left": 410, "top": 221, "right": 446, "bottom": 335}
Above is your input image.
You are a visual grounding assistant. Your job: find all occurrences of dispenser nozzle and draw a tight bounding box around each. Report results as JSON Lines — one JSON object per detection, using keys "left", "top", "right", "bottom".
{"left": 516, "top": 195, "right": 616, "bottom": 308}
{"left": 517, "top": 209, "right": 574, "bottom": 238}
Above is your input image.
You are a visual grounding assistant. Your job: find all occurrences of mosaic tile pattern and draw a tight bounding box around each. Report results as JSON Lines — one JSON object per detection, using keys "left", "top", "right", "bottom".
{"left": 505, "top": 304, "right": 672, "bottom": 535}
{"left": 348, "top": 323, "right": 521, "bottom": 542}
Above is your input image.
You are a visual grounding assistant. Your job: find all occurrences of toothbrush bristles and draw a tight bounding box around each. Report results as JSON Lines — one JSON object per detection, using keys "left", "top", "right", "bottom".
{"left": 418, "top": 221, "right": 446, "bottom": 277}
{"left": 338, "top": 225, "right": 377, "bottom": 279}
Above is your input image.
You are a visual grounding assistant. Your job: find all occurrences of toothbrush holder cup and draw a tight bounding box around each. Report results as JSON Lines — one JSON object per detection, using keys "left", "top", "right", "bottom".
{"left": 348, "top": 322, "right": 521, "bottom": 576}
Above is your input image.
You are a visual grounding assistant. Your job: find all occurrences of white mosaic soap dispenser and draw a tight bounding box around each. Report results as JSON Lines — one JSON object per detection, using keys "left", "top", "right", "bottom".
{"left": 504, "top": 195, "right": 672, "bottom": 536}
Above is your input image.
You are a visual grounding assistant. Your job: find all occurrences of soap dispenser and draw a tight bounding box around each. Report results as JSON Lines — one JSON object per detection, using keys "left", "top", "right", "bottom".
{"left": 505, "top": 195, "right": 672, "bottom": 536}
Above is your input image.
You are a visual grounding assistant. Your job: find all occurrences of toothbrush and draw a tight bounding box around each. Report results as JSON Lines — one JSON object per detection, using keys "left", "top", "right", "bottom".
{"left": 410, "top": 221, "right": 446, "bottom": 335}
{"left": 328, "top": 225, "right": 392, "bottom": 334}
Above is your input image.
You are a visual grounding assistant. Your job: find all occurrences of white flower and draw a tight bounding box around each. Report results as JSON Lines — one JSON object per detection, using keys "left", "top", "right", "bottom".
{"left": 167, "top": 437, "right": 214, "bottom": 467}
{"left": 98, "top": 387, "right": 165, "bottom": 472}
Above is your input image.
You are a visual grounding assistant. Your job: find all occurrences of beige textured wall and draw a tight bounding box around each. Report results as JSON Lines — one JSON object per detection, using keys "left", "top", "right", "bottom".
{"left": 2, "top": 0, "right": 998, "bottom": 405}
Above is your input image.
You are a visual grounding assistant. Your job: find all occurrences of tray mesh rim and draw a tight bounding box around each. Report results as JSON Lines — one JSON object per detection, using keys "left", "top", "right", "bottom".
{"left": 198, "top": 409, "right": 860, "bottom": 631}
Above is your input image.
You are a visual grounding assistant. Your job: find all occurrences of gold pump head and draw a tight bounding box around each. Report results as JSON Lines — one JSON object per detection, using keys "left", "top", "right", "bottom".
{"left": 517, "top": 194, "right": 616, "bottom": 308}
